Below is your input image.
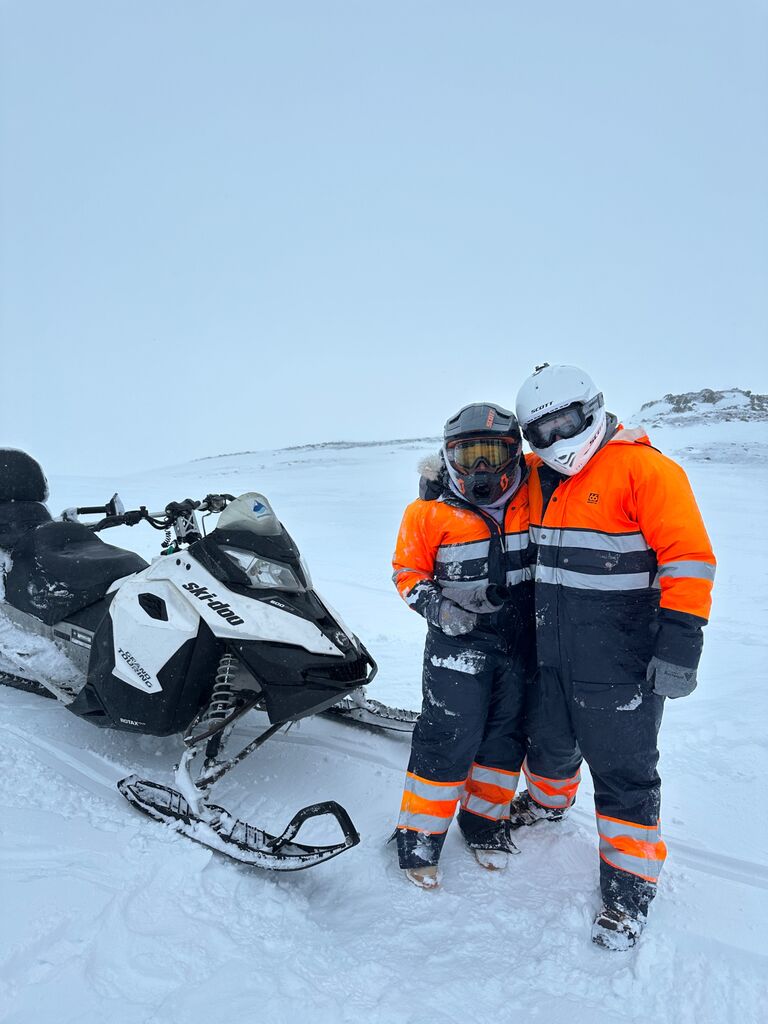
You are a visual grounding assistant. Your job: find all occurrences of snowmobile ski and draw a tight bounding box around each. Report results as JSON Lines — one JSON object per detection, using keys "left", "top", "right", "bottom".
{"left": 118, "top": 776, "right": 360, "bottom": 870}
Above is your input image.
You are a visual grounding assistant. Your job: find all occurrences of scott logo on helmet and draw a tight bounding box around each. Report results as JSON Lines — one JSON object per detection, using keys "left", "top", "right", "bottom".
{"left": 182, "top": 582, "right": 245, "bottom": 626}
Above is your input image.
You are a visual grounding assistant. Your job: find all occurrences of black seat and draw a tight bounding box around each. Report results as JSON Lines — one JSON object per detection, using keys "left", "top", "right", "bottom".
{"left": 4, "top": 521, "right": 148, "bottom": 625}
{"left": 0, "top": 500, "right": 52, "bottom": 552}
{"left": 0, "top": 449, "right": 53, "bottom": 551}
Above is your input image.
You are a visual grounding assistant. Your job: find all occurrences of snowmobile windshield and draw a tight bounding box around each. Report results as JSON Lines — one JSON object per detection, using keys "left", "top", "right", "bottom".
{"left": 215, "top": 493, "right": 282, "bottom": 536}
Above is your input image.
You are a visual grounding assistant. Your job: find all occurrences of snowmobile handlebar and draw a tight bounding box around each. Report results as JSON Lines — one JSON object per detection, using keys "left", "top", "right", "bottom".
{"left": 87, "top": 493, "right": 237, "bottom": 534}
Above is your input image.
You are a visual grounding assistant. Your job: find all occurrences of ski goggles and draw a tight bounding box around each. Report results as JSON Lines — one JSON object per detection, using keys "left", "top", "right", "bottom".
{"left": 524, "top": 395, "right": 603, "bottom": 449}
{"left": 445, "top": 436, "right": 519, "bottom": 472}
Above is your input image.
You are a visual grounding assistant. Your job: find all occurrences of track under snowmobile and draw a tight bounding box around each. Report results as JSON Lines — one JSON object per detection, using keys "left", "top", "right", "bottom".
{"left": 118, "top": 776, "right": 360, "bottom": 870}
{"left": 321, "top": 688, "right": 418, "bottom": 734}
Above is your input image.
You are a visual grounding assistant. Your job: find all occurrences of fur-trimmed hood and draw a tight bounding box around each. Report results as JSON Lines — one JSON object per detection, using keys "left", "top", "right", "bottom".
{"left": 418, "top": 451, "right": 447, "bottom": 501}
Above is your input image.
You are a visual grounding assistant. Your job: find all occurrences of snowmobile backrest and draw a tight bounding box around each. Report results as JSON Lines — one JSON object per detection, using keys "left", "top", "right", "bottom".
{"left": 4, "top": 520, "right": 148, "bottom": 625}
{"left": 0, "top": 449, "right": 49, "bottom": 502}
{"left": 0, "top": 501, "right": 53, "bottom": 553}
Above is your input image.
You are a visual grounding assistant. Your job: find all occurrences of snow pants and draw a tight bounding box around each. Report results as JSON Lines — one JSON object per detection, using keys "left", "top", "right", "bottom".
{"left": 525, "top": 666, "right": 666, "bottom": 916}
{"left": 396, "top": 630, "right": 528, "bottom": 869}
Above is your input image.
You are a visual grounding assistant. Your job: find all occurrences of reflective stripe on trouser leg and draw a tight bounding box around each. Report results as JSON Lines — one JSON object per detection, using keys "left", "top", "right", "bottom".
{"left": 523, "top": 758, "right": 580, "bottom": 809}
{"left": 397, "top": 772, "right": 464, "bottom": 834}
{"left": 460, "top": 762, "right": 519, "bottom": 821}
{"left": 597, "top": 813, "right": 667, "bottom": 884}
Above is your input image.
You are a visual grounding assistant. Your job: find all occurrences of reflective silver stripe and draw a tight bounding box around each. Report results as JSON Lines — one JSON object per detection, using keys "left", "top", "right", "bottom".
{"left": 506, "top": 568, "right": 532, "bottom": 585}
{"left": 460, "top": 793, "right": 509, "bottom": 819}
{"left": 598, "top": 840, "right": 665, "bottom": 881}
{"left": 523, "top": 762, "right": 581, "bottom": 809}
{"left": 531, "top": 526, "right": 650, "bottom": 554}
{"left": 657, "top": 560, "right": 716, "bottom": 581}
{"left": 403, "top": 775, "right": 464, "bottom": 803}
{"left": 392, "top": 567, "right": 424, "bottom": 577}
{"left": 597, "top": 816, "right": 661, "bottom": 841}
{"left": 397, "top": 813, "right": 453, "bottom": 833}
{"left": 504, "top": 531, "right": 529, "bottom": 552}
{"left": 435, "top": 539, "right": 490, "bottom": 563}
{"left": 597, "top": 815, "right": 666, "bottom": 882}
{"left": 468, "top": 765, "right": 520, "bottom": 790}
{"left": 535, "top": 565, "right": 652, "bottom": 590}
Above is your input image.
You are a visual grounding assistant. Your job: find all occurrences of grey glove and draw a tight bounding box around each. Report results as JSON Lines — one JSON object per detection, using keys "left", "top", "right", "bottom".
{"left": 440, "top": 583, "right": 509, "bottom": 615}
{"left": 646, "top": 655, "right": 697, "bottom": 699}
{"left": 424, "top": 595, "right": 478, "bottom": 636}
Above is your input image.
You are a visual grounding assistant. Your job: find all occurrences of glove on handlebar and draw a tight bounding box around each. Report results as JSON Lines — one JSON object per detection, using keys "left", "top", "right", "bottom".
{"left": 646, "top": 655, "right": 698, "bottom": 699}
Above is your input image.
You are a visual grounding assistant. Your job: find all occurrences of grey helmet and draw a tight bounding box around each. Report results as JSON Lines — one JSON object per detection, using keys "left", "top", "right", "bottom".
{"left": 442, "top": 403, "right": 522, "bottom": 505}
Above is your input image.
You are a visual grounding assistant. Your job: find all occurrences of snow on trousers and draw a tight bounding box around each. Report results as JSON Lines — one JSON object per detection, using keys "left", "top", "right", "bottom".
{"left": 396, "top": 630, "right": 527, "bottom": 869}
{"left": 525, "top": 665, "right": 666, "bottom": 915}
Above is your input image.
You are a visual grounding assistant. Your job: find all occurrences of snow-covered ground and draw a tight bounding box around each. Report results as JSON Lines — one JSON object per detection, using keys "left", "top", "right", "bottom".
{"left": 2, "top": 419, "right": 767, "bottom": 1024}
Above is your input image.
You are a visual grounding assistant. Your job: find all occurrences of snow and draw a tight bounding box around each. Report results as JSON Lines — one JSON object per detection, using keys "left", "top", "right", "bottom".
{"left": 2, "top": 427, "right": 768, "bottom": 1024}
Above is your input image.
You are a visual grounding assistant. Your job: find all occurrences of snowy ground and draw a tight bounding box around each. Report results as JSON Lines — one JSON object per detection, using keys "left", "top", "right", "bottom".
{"left": 2, "top": 423, "right": 767, "bottom": 1024}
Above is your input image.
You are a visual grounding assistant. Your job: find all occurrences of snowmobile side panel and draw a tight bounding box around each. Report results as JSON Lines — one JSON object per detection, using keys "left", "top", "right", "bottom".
{"left": 74, "top": 613, "right": 220, "bottom": 735}
{"left": 137, "top": 556, "right": 343, "bottom": 656}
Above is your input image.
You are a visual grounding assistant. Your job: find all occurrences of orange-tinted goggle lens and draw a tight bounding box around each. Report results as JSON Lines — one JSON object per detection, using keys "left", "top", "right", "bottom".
{"left": 448, "top": 438, "right": 516, "bottom": 471}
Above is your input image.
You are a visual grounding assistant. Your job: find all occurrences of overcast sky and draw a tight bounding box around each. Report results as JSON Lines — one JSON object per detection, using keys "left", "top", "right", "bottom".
{"left": 1, "top": 1, "right": 766, "bottom": 476}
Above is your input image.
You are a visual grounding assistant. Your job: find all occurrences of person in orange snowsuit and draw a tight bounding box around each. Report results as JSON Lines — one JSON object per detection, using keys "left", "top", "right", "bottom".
{"left": 391, "top": 402, "right": 534, "bottom": 888}
{"left": 510, "top": 364, "right": 716, "bottom": 949}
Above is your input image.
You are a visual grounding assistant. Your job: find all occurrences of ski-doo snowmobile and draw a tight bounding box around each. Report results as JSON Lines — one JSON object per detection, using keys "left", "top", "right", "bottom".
{"left": 0, "top": 449, "right": 416, "bottom": 871}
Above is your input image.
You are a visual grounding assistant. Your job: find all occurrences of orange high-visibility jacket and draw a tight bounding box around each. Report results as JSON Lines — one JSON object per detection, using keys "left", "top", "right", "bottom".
{"left": 528, "top": 426, "right": 715, "bottom": 678}
{"left": 392, "top": 478, "right": 533, "bottom": 644}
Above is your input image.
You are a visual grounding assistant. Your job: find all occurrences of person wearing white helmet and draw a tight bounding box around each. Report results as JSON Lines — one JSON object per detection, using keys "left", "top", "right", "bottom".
{"left": 511, "top": 363, "right": 716, "bottom": 950}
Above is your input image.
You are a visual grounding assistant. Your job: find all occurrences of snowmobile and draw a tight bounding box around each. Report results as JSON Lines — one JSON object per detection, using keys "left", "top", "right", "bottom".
{"left": 0, "top": 449, "right": 416, "bottom": 871}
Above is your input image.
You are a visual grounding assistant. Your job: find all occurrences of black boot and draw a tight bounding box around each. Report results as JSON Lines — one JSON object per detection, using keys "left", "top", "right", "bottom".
{"left": 507, "top": 789, "right": 567, "bottom": 830}
{"left": 591, "top": 904, "right": 646, "bottom": 951}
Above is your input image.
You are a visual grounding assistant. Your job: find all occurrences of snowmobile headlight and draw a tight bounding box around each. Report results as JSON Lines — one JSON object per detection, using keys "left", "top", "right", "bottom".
{"left": 221, "top": 546, "right": 303, "bottom": 591}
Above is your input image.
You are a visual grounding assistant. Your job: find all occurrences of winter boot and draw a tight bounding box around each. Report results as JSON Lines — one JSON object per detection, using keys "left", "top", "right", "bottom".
{"left": 465, "top": 825, "right": 520, "bottom": 871}
{"left": 507, "top": 789, "right": 567, "bottom": 830}
{"left": 591, "top": 904, "right": 645, "bottom": 951}
{"left": 403, "top": 865, "right": 440, "bottom": 890}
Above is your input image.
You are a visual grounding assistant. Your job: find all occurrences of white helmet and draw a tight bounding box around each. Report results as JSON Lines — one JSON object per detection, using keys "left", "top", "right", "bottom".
{"left": 515, "top": 363, "right": 607, "bottom": 476}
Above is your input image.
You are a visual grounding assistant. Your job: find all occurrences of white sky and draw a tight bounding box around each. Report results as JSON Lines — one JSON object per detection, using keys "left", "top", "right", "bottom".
{"left": 1, "top": 1, "right": 766, "bottom": 475}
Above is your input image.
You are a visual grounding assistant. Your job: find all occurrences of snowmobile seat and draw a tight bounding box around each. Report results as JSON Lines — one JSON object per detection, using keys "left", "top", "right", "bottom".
{"left": 4, "top": 521, "right": 148, "bottom": 625}
{"left": 0, "top": 448, "right": 53, "bottom": 552}
{"left": 0, "top": 500, "right": 53, "bottom": 553}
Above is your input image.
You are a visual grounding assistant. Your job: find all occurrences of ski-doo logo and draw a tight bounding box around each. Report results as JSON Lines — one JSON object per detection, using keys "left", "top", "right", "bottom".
{"left": 182, "top": 583, "right": 245, "bottom": 626}
{"left": 117, "top": 648, "right": 152, "bottom": 689}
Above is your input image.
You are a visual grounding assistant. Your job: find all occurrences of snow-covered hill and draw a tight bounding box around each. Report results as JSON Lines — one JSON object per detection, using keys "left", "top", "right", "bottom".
{"left": 631, "top": 388, "right": 768, "bottom": 427}
{"left": 628, "top": 388, "right": 768, "bottom": 465}
{"left": 1, "top": 424, "right": 767, "bottom": 1024}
